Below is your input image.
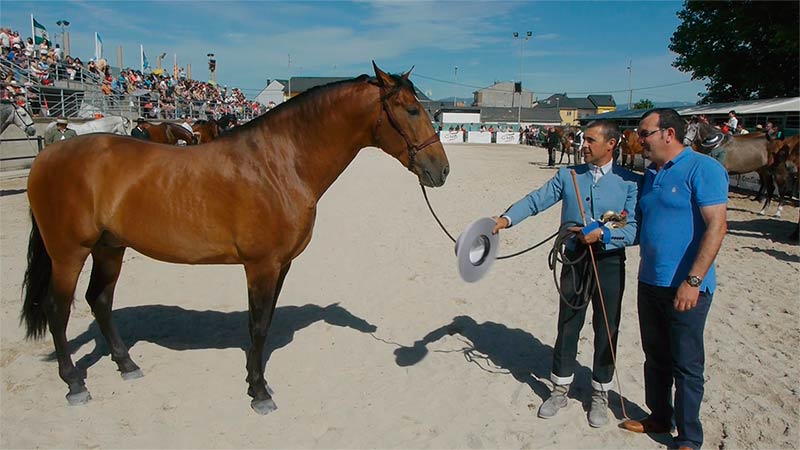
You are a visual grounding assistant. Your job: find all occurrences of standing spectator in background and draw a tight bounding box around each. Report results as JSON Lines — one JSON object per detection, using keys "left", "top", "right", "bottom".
{"left": 766, "top": 122, "right": 783, "bottom": 141}
{"left": 727, "top": 110, "right": 738, "bottom": 133}
{"left": 24, "top": 37, "right": 34, "bottom": 57}
{"left": 736, "top": 124, "right": 749, "bottom": 135}
{"left": 131, "top": 117, "right": 150, "bottom": 140}
{"left": 0, "top": 28, "right": 10, "bottom": 50}
{"left": 44, "top": 118, "right": 78, "bottom": 145}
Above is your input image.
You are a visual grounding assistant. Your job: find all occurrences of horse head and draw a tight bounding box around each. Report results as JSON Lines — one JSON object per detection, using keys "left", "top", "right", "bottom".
{"left": 13, "top": 104, "right": 36, "bottom": 136}
{"left": 371, "top": 62, "right": 449, "bottom": 187}
{"left": 692, "top": 122, "right": 727, "bottom": 154}
{"left": 121, "top": 116, "right": 132, "bottom": 135}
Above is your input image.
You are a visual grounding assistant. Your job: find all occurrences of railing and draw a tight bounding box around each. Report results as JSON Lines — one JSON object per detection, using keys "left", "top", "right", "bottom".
{"left": 0, "top": 58, "right": 102, "bottom": 87}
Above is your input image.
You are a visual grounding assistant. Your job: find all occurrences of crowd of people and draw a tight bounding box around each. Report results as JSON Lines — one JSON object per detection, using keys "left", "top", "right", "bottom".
{"left": 0, "top": 27, "right": 262, "bottom": 120}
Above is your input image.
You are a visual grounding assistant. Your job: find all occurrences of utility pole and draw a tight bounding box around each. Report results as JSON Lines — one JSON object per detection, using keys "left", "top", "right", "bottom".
{"left": 627, "top": 60, "right": 632, "bottom": 110}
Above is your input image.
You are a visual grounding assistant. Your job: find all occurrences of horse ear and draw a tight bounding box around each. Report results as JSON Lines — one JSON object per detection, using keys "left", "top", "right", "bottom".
{"left": 401, "top": 65, "right": 415, "bottom": 81}
{"left": 372, "top": 61, "right": 394, "bottom": 88}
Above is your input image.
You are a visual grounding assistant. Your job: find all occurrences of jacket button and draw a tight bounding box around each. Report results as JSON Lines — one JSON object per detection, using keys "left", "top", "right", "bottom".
{"left": 585, "top": 197, "right": 590, "bottom": 201}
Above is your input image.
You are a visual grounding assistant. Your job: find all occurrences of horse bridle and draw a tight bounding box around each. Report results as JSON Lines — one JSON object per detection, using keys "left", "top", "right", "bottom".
{"left": 374, "top": 86, "right": 440, "bottom": 173}
{"left": 14, "top": 106, "right": 35, "bottom": 130}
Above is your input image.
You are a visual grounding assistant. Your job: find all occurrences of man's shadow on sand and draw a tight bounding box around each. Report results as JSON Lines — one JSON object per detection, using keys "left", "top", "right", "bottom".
{"left": 392, "top": 315, "right": 648, "bottom": 424}
{"left": 58, "top": 303, "right": 377, "bottom": 376}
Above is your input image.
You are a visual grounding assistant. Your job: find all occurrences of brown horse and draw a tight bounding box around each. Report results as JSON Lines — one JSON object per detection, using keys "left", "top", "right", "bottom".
{"left": 619, "top": 128, "right": 644, "bottom": 169}
{"left": 21, "top": 63, "right": 449, "bottom": 414}
{"left": 192, "top": 119, "right": 221, "bottom": 143}
{"left": 143, "top": 122, "right": 198, "bottom": 145}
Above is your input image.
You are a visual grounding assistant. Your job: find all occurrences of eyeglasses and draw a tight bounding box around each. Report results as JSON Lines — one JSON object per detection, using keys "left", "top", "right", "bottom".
{"left": 637, "top": 128, "right": 666, "bottom": 139}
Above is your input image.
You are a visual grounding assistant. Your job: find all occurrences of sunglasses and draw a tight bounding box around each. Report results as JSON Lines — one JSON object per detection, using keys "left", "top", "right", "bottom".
{"left": 637, "top": 128, "right": 666, "bottom": 139}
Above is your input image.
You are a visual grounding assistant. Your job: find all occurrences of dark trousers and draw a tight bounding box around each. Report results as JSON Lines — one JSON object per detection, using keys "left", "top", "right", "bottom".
{"left": 637, "top": 282, "right": 712, "bottom": 450}
{"left": 547, "top": 145, "right": 556, "bottom": 166}
{"left": 552, "top": 249, "right": 625, "bottom": 388}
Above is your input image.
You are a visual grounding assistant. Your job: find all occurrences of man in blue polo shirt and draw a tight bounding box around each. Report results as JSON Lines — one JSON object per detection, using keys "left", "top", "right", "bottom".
{"left": 620, "top": 108, "right": 728, "bottom": 450}
{"left": 493, "top": 119, "right": 639, "bottom": 428}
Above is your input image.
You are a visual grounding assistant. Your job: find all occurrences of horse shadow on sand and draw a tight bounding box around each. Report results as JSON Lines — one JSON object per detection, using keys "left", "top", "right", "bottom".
{"left": 726, "top": 218, "right": 799, "bottom": 246}
{"left": 391, "top": 315, "right": 647, "bottom": 423}
{"left": 57, "top": 303, "right": 377, "bottom": 376}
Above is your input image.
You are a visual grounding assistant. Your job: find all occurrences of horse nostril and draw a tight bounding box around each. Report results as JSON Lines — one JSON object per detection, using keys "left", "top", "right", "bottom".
{"left": 442, "top": 165, "right": 450, "bottom": 179}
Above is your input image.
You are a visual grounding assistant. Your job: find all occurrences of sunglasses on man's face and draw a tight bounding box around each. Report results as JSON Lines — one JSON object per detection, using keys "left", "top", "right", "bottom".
{"left": 637, "top": 128, "right": 666, "bottom": 139}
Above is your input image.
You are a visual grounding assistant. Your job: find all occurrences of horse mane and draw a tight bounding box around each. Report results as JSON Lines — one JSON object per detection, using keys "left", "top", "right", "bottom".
{"left": 220, "top": 73, "right": 412, "bottom": 138}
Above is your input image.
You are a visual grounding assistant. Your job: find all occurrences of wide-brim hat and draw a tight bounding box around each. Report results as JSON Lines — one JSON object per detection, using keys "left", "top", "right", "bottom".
{"left": 56, "top": 118, "right": 68, "bottom": 125}
{"left": 454, "top": 217, "right": 500, "bottom": 283}
{"left": 701, "top": 131, "right": 724, "bottom": 149}
{"left": 135, "top": 117, "right": 147, "bottom": 123}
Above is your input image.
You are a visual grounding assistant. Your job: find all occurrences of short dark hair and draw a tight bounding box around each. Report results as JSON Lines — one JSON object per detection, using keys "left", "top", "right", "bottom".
{"left": 640, "top": 108, "right": 686, "bottom": 142}
{"left": 585, "top": 119, "right": 620, "bottom": 144}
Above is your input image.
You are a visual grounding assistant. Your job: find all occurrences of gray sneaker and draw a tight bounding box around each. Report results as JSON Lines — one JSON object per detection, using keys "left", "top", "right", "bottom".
{"left": 538, "top": 384, "right": 569, "bottom": 418}
{"left": 588, "top": 389, "right": 608, "bottom": 427}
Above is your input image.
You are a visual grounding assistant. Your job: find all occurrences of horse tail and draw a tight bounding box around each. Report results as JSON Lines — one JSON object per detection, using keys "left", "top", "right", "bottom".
{"left": 21, "top": 211, "right": 52, "bottom": 340}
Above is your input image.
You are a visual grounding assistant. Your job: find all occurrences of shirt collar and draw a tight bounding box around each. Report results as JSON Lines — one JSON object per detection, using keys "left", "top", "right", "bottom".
{"left": 589, "top": 159, "right": 613, "bottom": 176}
{"left": 648, "top": 147, "right": 693, "bottom": 172}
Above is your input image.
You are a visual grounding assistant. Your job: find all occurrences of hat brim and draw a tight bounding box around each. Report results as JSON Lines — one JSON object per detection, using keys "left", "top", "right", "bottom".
{"left": 455, "top": 217, "right": 500, "bottom": 283}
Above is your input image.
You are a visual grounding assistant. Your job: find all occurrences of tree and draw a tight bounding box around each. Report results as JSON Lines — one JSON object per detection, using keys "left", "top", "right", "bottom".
{"left": 633, "top": 99, "right": 654, "bottom": 110}
{"left": 670, "top": 1, "right": 799, "bottom": 104}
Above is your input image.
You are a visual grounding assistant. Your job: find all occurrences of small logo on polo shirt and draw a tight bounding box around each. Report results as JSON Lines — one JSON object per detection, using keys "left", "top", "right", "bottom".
{"left": 671, "top": 186, "right": 677, "bottom": 193}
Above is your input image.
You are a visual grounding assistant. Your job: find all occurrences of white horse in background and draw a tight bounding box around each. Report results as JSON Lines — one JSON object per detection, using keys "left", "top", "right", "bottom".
{"left": 0, "top": 102, "right": 36, "bottom": 136}
{"left": 44, "top": 116, "right": 131, "bottom": 136}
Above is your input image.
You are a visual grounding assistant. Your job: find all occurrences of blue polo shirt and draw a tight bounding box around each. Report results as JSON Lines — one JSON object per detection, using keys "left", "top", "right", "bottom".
{"left": 638, "top": 148, "right": 728, "bottom": 292}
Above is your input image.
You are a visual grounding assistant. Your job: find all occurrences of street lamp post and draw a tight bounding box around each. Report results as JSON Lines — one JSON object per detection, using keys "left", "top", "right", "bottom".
{"left": 627, "top": 60, "right": 632, "bottom": 110}
{"left": 453, "top": 66, "right": 458, "bottom": 107}
{"left": 56, "top": 20, "right": 70, "bottom": 56}
{"left": 513, "top": 31, "right": 532, "bottom": 127}
{"left": 207, "top": 53, "right": 216, "bottom": 83}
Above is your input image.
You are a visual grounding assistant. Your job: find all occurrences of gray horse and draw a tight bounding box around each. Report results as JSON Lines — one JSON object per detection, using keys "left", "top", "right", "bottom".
{"left": 690, "top": 122, "right": 768, "bottom": 174}
{"left": 0, "top": 102, "right": 36, "bottom": 136}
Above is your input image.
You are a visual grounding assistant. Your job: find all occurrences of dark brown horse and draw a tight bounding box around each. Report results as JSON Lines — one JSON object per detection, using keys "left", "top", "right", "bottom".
{"left": 191, "top": 119, "right": 221, "bottom": 143}
{"left": 21, "top": 63, "right": 449, "bottom": 414}
{"left": 760, "top": 135, "right": 799, "bottom": 218}
{"left": 143, "top": 122, "right": 198, "bottom": 145}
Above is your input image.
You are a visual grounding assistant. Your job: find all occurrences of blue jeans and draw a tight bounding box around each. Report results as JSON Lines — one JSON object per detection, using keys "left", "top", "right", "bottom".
{"left": 637, "top": 282, "right": 712, "bottom": 450}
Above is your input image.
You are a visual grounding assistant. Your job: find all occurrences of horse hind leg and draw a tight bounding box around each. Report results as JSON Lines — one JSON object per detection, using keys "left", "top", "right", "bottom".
{"left": 85, "top": 244, "right": 143, "bottom": 380}
{"left": 47, "top": 250, "right": 93, "bottom": 405}
{"left": 244, "top": 261, "right": 292, "bottom": 415}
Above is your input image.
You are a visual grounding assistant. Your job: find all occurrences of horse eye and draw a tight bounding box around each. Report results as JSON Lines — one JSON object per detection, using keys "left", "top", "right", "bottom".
{"left": 407, "top": 108, "right": 420, "bottom": 116}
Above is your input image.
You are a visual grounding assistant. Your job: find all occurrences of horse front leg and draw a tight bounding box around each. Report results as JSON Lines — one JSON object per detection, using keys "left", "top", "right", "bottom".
{"left": 243, "top": 261, "right": 292, "bottom": 415}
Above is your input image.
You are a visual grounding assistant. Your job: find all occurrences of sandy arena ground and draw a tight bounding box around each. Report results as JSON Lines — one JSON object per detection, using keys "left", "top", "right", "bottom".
{"left": 1, "top": 143, "right": 798, "bottom": 449}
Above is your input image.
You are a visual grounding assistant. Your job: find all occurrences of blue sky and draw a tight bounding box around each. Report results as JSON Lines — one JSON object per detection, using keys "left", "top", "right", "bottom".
{"left": 3, "top": 1, "right": 708, "bottom": 104}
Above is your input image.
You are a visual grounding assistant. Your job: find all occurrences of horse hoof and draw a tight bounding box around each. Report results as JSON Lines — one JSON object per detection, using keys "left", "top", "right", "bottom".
{"left": 121, "top": 369, "right": 144, "bottom": 381}
{"left": 251, "top": 398, "right": 277, "bottom": 415}
{"left": 66, "top": 390, "right": 92, "bottom": 406}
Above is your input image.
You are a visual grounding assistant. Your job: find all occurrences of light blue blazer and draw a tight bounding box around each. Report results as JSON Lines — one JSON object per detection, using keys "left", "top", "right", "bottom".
{"left": 503, "top": 164, "right": 640, "bottom": 251}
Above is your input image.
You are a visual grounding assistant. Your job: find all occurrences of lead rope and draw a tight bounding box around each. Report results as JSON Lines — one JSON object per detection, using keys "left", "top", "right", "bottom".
{"left": 568, "top": 170, "right": 630, "bottom": 421}
{"left": 420, "top": 185, "right": 558, "bottom": 259}
{"left": 421, "top": 185, "right": 592, "bottom": 309}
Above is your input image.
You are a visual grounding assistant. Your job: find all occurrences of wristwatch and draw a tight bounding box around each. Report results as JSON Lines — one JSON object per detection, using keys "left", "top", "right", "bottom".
{"left": 685, "top": 274, "right": 702, "bottom": 287}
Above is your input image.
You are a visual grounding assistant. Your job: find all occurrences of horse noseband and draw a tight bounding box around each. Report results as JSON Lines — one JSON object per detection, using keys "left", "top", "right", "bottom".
{"left": 376, "top": 89, "right": 440, "bottom": 173}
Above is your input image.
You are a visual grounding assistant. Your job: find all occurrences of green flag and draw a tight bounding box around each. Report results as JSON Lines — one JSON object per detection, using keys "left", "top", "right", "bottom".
{"left": 32, "top": 16, "right": 50, "bottom": 46}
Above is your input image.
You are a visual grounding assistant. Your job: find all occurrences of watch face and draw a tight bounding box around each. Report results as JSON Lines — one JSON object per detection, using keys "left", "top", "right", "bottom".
{"left": 688, "top": 276, "right": 701, "bottom": 287}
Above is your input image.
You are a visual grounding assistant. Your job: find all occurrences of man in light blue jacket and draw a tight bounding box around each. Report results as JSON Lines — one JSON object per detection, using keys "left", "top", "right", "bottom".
{"left": 493, "top": 119, "right": 639, "bottom": 427}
